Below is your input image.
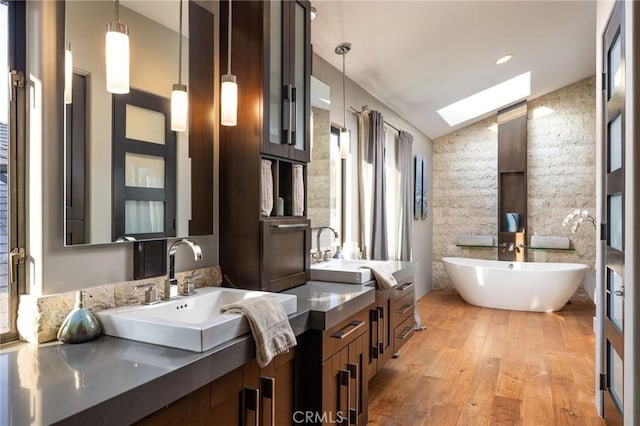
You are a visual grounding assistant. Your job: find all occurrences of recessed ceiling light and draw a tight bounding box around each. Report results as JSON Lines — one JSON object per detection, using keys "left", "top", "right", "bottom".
{"left": 437, "top": 71, "right": 531, "bottom": 127}
{"left": 495, "top": 54, "right": 513, "bottom": 65}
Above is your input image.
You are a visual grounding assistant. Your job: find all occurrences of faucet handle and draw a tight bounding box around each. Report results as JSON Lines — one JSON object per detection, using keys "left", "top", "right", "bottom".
{"left": 182, "top": 274, "right": 200, "bottom": 296}
{"left": 133, "top": 283, "right": 159, "bottom": 305}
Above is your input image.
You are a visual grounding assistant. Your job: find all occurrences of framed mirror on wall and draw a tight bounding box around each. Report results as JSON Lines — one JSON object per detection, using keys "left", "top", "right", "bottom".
{"left": 63, "top": 0, "right": 215, "bottom": 246}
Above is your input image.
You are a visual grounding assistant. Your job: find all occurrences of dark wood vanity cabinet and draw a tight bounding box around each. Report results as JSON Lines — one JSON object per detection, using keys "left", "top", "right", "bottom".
{"left": 367, "top": 277, "right": 416, "bottom": 380}
{"left": 219, "top": 0, "right": 312, "bottom": 292}
{"left": 298, "top": 306, "right": 371, "bottom": 425}
{"left": 136, "top": 351, "right": 296, "bottom": 425}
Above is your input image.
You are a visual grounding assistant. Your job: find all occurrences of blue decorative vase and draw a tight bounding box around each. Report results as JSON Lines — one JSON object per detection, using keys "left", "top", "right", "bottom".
{"left": 505, "top": 213, "right": 520, "bottom": 232}
{"left": 57, "top": 291, "right": 101, "bottom": 344}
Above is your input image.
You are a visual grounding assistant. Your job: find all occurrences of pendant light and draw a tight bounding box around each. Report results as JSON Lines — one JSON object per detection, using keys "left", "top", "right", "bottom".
{"left": 171, "top": 0, "right": 188, "bottom": 132}
{"left": 335, "top": 42, "right": 351, "bottom": 159}
{"left": 221, "top": 0, "right": 238, "bottom": 126}
{"left": 64, "top": 42, "right": 73, "bottom": 104}
{"left": 106, "top": 0, "right": 130, "bottom": 94}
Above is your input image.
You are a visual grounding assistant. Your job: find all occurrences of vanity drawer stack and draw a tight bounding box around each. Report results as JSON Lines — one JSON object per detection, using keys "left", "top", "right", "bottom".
{"left": 391, "top": 280, "right": 415, "bottom": 356}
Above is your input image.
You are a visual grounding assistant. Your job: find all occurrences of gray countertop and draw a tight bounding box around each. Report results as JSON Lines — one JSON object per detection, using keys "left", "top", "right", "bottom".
{"left": 0, "top": 281, "right": 379, "bottom": 426}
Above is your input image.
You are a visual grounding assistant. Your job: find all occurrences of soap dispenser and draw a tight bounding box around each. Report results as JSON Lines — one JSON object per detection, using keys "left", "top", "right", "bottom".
{"left": 57, "top": 291, "right": 101, "bottom": 344}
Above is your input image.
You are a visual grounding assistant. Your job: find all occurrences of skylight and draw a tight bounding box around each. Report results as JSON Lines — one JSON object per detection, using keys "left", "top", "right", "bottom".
{"left": 437, "top": 71, "right": 531, "bottom": 127}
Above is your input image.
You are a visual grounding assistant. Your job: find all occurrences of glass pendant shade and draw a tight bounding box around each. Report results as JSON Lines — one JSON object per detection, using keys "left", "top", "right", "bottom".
{"left": 64, "top": 42, "right": 73, "bottom": 104}
{"left": 171, "top": 84, "right": 188, "bottom": 132}
{"left": 221, "top": 74, "right": 238, "bottom": 126}
{"left": 105, "top": 22, "right": 130, "bottom": 94}
{"left": 339, "top": 128, "right": 350, "bottom": 159}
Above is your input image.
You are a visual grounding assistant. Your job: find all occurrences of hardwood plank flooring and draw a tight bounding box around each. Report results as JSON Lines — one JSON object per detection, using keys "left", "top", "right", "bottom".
{"left": 368, "top": 291, "right": 603, "bottom": 425}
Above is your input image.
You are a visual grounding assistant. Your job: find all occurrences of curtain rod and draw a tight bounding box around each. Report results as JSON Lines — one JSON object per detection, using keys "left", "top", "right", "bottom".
{"left": 350, "top": 106, "right": 401, "bottom": 133}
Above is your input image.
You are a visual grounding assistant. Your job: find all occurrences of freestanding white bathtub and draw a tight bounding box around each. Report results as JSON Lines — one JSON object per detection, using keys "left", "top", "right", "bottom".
{"left": 442, "top": 257, "right": 587, "bottom": 312}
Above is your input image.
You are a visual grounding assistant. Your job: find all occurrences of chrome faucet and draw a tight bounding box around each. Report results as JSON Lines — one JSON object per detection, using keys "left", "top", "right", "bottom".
{"left": 163, "top": 239, "right": 203, "bottom": 300}
{"left": 313, "top": 227, "right": 339, "bottom": 262}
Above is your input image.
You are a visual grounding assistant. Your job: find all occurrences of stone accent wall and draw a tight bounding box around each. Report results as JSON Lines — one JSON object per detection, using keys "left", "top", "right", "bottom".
{"left": 433, "top": 77, "right": 596, "bottom": 300}
{"left": 17, "top": 266, "right": 222, "bottom": 344}
{"left": 308, "top": 107, "right": 331, "bottom": 228}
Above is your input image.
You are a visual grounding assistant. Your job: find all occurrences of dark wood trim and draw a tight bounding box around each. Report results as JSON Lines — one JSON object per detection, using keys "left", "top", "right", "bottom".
{"left": 65, "top": 73, "right": 87, "bottom": 244}
{"left": 188, "top": 1, "right": 215, "bottom": 236}
{"left": 497, "top": 101, "right": 527, "bottom": 260}
{"left": 133, "top": 240, "right": 167, "bottom": 280}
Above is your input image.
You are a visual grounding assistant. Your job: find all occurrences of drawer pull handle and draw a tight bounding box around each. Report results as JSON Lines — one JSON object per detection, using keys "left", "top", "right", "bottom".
{"left": 260, "top": 377, "right": 276, "bottom": 426}
{"left": 395, "top": 282, "right": 414, "bottom": 292}
{"left": 273, "top": 223, "right": 307, "bottom": 229}
{"left": 397, "top": 326, "right": 413, "bottom": 340}
{"left": 396, "top": 304, "right": 413, "bottom": 315}
{"left": 242, "top": 387, "right": 260, "bottom": 426}
{"left": 331, "top": 320, "right": 365, "bottom": 340}
{"left": 347, "top": 362, "right": 358, "bottom": 425}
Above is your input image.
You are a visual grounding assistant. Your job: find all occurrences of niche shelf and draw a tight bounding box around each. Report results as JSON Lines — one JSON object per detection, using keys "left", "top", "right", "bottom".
{"left": 497, "top": 101, "right": 527, "bottom": 262}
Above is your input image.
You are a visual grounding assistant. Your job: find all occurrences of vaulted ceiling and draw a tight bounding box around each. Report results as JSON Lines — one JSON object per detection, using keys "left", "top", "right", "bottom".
{"left": 311, "top": 0, "right": 596, "bottom": 139}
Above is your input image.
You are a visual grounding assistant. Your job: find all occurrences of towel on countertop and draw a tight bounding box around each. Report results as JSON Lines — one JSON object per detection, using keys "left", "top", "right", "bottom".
{"left": 261, "top": 160, "right": 273, "bottom": 216}
{"left": 293, "top": 164, "right": 304, "bottom": 216}
{"left": 455, "top": 235, "right": 494, "bottom": 247}
{"left": 220, "top": 296, "right": 296, "bottom": 368}
{"left": 359, "top": 263, "right": 397, "bottom": 290}
{"left": 530, "top": 236, "right": 570, "bottom": 249}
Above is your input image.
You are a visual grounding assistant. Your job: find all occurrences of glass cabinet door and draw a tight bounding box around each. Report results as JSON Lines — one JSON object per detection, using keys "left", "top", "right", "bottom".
{"left": 268, "top": 0, "right": 284, "bottom": 147}
{"left": 291, "top": 0, "right": 308, "bottom": 159}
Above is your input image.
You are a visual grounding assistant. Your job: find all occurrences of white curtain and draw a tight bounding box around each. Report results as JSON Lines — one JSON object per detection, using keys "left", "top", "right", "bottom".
{"left": 384, "top": 126, "right": 400, "bottom": 260}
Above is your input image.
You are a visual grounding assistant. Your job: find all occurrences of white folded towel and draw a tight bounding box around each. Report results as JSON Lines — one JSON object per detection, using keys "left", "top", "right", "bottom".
{"left": 456, "top": 235, "right": 494, "bottom": 247}
{"left": 261, "top": 160, "right": 273, "bottom": 216}
{"left": 221, "top": 296, "right": 297, "bottom": 368}
{"left": 293, "top": 164, "right": 304, "bottom": 216}
{"left": 530, "top": 236, "right": 570, "bottom": 249}
{"left": 359, "top": 264, "right": 397, "bottom": 290}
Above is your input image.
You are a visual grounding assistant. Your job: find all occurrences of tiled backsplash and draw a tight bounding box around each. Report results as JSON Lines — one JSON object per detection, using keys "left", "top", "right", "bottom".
{"left": 17, "top": 266, "right": 222, "bottom": 344}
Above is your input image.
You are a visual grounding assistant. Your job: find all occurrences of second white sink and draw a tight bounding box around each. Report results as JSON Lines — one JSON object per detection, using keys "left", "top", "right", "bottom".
{"left": 310, "top": 259, "right": 373, "bottom": 284}
{"left": 96, "top": 287, "right": 297, "bottom": 352}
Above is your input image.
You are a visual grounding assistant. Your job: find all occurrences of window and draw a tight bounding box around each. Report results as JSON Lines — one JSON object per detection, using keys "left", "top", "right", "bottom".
{"left": 1, "top": 0, "right": 25, "bottom": 342}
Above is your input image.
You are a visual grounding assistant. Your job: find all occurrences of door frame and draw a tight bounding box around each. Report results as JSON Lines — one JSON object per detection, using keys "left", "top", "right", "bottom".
{"left": 596, "top": 1, "right": 638, "bottom": 424}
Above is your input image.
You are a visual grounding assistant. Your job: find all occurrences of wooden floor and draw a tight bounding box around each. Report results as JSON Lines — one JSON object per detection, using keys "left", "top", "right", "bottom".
{"left": 368, "top": 291, "right": 604, "bottom": 425}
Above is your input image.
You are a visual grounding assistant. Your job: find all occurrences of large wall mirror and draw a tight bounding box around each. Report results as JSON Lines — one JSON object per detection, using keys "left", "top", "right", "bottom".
{"left": 64, "top": 0, "right": 214, "bottom": 246}
{"left": 307, "top": 76, "right": 342, "bottom": 237}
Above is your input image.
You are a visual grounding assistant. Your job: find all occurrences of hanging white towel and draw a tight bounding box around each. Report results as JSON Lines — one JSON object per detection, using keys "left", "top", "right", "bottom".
{"left": 359, "top": 263, "right": 397, "bottom": 290}
{"left": 220, "top": 296, "right": 297, "bottom": 368}
{"left": 293, "top": 164, "right": 304, "bottom": 216}
{"left": 261, "top": 160, "right": 273, "bottom": 216}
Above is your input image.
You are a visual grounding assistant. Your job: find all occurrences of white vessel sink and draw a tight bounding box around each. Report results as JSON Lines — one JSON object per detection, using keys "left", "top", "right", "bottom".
{"left": 96, "top": 287, "right": 297, "bottom": 352}
{"left": 310, "top": 259, "right": 373, "bottom": 284}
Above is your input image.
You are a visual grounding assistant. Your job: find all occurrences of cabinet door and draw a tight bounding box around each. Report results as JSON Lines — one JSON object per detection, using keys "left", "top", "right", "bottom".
{"left": 322, "top": 346, "right": 350, "bottom": 425}
{"left": 287, "top": 0, "right": 310, "bottom": 162}
{"left": 348, "top": 332, "right": 369, "bottom": 425}
{"left": 210, "top": 367, "right": 243, "bottom": 426}
{"left": 264, "top": 0, "right": 288, "bottom": 157}
{"left": 261, "top": 218, "right": 310, "bottom": 291}
{"left": 134, "top": 384, "right": 212, "bottom": 426}
{"left": 244, "top": 351, "right": 296, "bottom": 426}
{"left": 263, "top": 0, "right": 310, "bottom": 162}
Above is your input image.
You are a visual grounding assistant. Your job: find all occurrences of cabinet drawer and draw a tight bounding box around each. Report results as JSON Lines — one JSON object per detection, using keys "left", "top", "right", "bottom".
{"left": 393, "top": 314, "right": 415, "bottom": 356}
{"left": 261, "top": 218, "right": 310, "bottom": 292}
{"left": 322, "top": 307, "right": 370, "bottom": 362}
{"left": 391, "top": 281, "right": 414, "bottom": 302}
{"left": 391, "top": 290, "right": 415, "bottom": 329}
